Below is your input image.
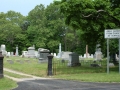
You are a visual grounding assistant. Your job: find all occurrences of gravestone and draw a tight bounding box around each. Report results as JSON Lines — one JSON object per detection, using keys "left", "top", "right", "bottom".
{"left": 7, "top": 52, "right": 11, "bottom": 57}
{"left": 61, "top": 51, "right": 72, "bottom": 60}
{"left": 68, "top": 52, "right": 81, "bottom": 67}
{"left": 38, "top": 48, "right": 50, "bottom": 61}
{"left": 7, "top": 60, "right": 14, "bottom": 64}
{"left": 90, "top": 54, "right": 94, "bottom": 58}
{"left": 1, "top": 44, "right": 7, "bottom": 56}
{"left": 28, "top": 46, "right": 35, "bottom": 58}
{"left": 94, "top": 44, "right": 102, "bottom": 60}
{"left": 57, "top": 43, "right": 62, "bottom": 58}
{"left": 24, "top": 60, "right": 31, "bottom": 63}
{"left": 15, "top": 46, "right": 19, "bottom": 56}
{"left": 22, "top": 51, "right": 28, "bottom": 57}
{"left": 16, "top": 60, "right": 24, "bottom": 64}
{"left": 10, "top": 52, "right": 13, "bottom": 56}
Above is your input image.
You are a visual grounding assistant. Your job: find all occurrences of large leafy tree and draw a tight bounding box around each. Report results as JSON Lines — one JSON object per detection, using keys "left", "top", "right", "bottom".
{"left": 0, "top": 11, "right": 26, "bottom": 52}
{"left": 60, "top": 0, "right": 120, "bottom": 54}
{"left": 45, "top": 3, "right": 66, "bottom": 52}
{"left": 27, "top": 4, "right": 48, "bottom": 48}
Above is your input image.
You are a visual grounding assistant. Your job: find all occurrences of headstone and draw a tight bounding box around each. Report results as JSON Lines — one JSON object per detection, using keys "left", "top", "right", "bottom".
{"left": 24, "top": 60, "right": 31, "bottom": 63}
{"left": 28, "top": 46, "right": 35, "bottom": 58}
{"left": 54, "top": 53, "right": 56, "bottom": 57}
{"left": 38, "top": 48, "right": 50, "bottom": 61}
{"left": 1, "top": 44, "right": 7, "bottom": 56}
{"left": 57, "top": 43, "right": 62, "bottom": 58}
{"left": 15, "top": 46, "right": 19, "bottom": 56}
{"left": 109, "top": 63, "right": 115, "bottom": 67}
{"left": 61, "top": 51, "right": 72, "bottom": 60}
{"left": 58, "top": 43, "right": 61, "bottom": 57}
{"left": 10, "top": 52, "right": 13, "bottom": 56}
{"left": 7, "top": 52, "right": 10, "bottom": 57}
{"left": 90, "top": 54, "right": 94, "bottom": 58}
{"left": 22, "top": 51, "right": 28, "bottom": 57}
{"left": 35, "top": 51, "right": 38, "bottom": 58}
{"left": 16, "top": 60, "right": 24, "bottom": 64}
{"left": 68, "top": 52, "right": 81, "bottom": 67}
{"left": 94, "top": 44, "right": 102, "bottom": 60}
{"left": 7, "top": 60, "right": 14, "bottom": 64}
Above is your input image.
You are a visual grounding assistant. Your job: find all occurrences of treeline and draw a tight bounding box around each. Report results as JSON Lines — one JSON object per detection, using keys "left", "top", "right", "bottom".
{"left": 0, "top": 0, "right": 120, "bottom": 55}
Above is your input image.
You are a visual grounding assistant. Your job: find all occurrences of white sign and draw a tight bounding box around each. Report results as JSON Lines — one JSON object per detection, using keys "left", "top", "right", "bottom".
{"left": 105, "top": 29, "right": 120, "bottom": 39}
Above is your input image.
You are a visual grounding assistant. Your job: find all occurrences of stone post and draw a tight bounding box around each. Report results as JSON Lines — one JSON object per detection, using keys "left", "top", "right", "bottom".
{"left": 47, "top": 54, "right": 53, "bottom": 76}
{"left": 0, "top": 51, "right": 4, "bottom": 78}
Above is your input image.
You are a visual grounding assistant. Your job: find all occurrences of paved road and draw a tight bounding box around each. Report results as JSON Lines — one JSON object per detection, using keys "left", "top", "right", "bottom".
{"left": 13, "top": 79, "right": 120, "bottom": 90}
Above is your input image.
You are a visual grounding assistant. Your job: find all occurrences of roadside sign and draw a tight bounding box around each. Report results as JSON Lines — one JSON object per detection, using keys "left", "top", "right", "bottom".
{"left": 105, "top": 29, "right": 120, "bottom": 74}
{"left": 105, "top": 29, "right": 120, "bottom": 39}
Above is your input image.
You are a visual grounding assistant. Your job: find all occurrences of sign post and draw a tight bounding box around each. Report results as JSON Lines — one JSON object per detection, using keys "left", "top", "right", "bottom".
{"left": 107, "top": 39, "right": 109, "bottom": 74}
{"left": 105, "top": 29, "right": 120, "bottom": 74}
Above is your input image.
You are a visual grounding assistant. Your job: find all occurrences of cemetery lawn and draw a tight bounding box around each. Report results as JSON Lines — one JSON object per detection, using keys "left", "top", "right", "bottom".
{"left": 4, "top": 71, "right": 32, "bottom": 78}
{"left": 4, "top": 57, "right": 120, "bottom": 83}
{"left": 0, "top": 77, "right": 17, "bottom": 90}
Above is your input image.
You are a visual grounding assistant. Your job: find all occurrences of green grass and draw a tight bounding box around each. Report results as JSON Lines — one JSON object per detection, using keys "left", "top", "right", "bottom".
{"left": 0, "top": 77, "right": 17, "bottom": 90}
{"left": 53, "top": 72, "right": 120, "bottom": 82}
{"left": 4, "top": 71, "right": 32, "bottom": 78}
{"left": 3, "top": 56, "right": 120, "bottom": 83}
{"left": 4, "top": 57, "right": 47, "bottom": 77}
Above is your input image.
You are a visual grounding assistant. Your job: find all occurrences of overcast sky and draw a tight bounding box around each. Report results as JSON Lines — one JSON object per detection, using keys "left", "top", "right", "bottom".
{"left": 0, "top": 0, "right": 53, "bottom": 16}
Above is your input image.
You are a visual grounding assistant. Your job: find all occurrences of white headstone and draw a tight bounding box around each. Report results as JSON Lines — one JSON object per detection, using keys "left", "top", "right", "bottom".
{"left": 57, "top": 43, "right": 62, "bottom": 58}
{"left": 15, "top": 46, "right": 19, "bottom": 56}
{"left": 1, "top": 44, "right": 7, "bottom": 56}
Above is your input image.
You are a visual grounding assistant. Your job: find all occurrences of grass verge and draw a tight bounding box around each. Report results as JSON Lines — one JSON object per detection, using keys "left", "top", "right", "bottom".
{"left": 0, "top": 77, "right": 17, "bottom": 90}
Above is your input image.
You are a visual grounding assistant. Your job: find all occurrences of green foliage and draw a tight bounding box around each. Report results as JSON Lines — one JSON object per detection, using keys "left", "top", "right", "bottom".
{"left": 60, "top": 0, "right": 120, "bottom": 54}
{"left": 0, "top": 0, "right": 120, "bottom": 55}
{"left": 0, "top": 78, "right": 17, "bottom": 90}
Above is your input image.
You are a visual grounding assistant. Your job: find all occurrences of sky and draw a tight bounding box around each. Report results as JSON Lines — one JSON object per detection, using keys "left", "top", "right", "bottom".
{"left": 0, "top": 0, "right": 53, "bottom": 16}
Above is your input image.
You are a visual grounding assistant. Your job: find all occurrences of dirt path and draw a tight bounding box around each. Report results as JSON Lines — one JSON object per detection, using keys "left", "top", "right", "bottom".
{"left": 4, "top": 68, "right": 51, "bottom": 82}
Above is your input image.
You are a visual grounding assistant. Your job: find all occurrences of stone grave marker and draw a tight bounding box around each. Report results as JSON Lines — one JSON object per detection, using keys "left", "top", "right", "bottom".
{"left": 7, "top": 60, "right": 14, "bottom": 64}
{"left": 10, "top": 52, "right": 13, "bottom": 56}
{"left": 38, "top": 48, "right": 50, "bottom": 62}
{"left": 24, "top": 60, "right": 31, "bottom": 63}
{"left": 15, "top": 46, "right": 19, "bottom": 56}
{"left": 16, "top": 60, "right": 24, "bottom": 64}
{"left": 68, "top": 52, "right": 81, "bottom": 67}
{"left": 61, "top": 51, "right": 72, "bottom": 60}
{"left": 28, "top": 46, "right": 35, "bottom": 58}
{"left": 1, "top": 44, "right": 7, "bottom": 56}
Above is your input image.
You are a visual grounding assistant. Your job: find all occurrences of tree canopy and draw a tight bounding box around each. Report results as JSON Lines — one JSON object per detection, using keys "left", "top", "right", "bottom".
{"left": 0, "top": 0, "right": 120, "bottom": 55}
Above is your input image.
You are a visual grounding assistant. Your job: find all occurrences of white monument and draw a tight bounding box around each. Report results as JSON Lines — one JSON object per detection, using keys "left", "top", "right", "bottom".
{"left": 1, "top": 44, "right": 7, "bottom": 56}
{"left": 15, "top": 46, "right": 19, "bottom": 56}
{"left": 57, "top": 43, "right": 62, "bottom": 58}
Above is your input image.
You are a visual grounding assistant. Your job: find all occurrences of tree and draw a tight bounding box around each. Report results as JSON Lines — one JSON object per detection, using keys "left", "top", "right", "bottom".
{"left": 60, "top": 0, "right": 120, "bottom": 54}
{"left": 0, "top": 11, "right": 26, "bottom": 52}
{"left": 27, "top": 4, "right": 48, "bottom": 48}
